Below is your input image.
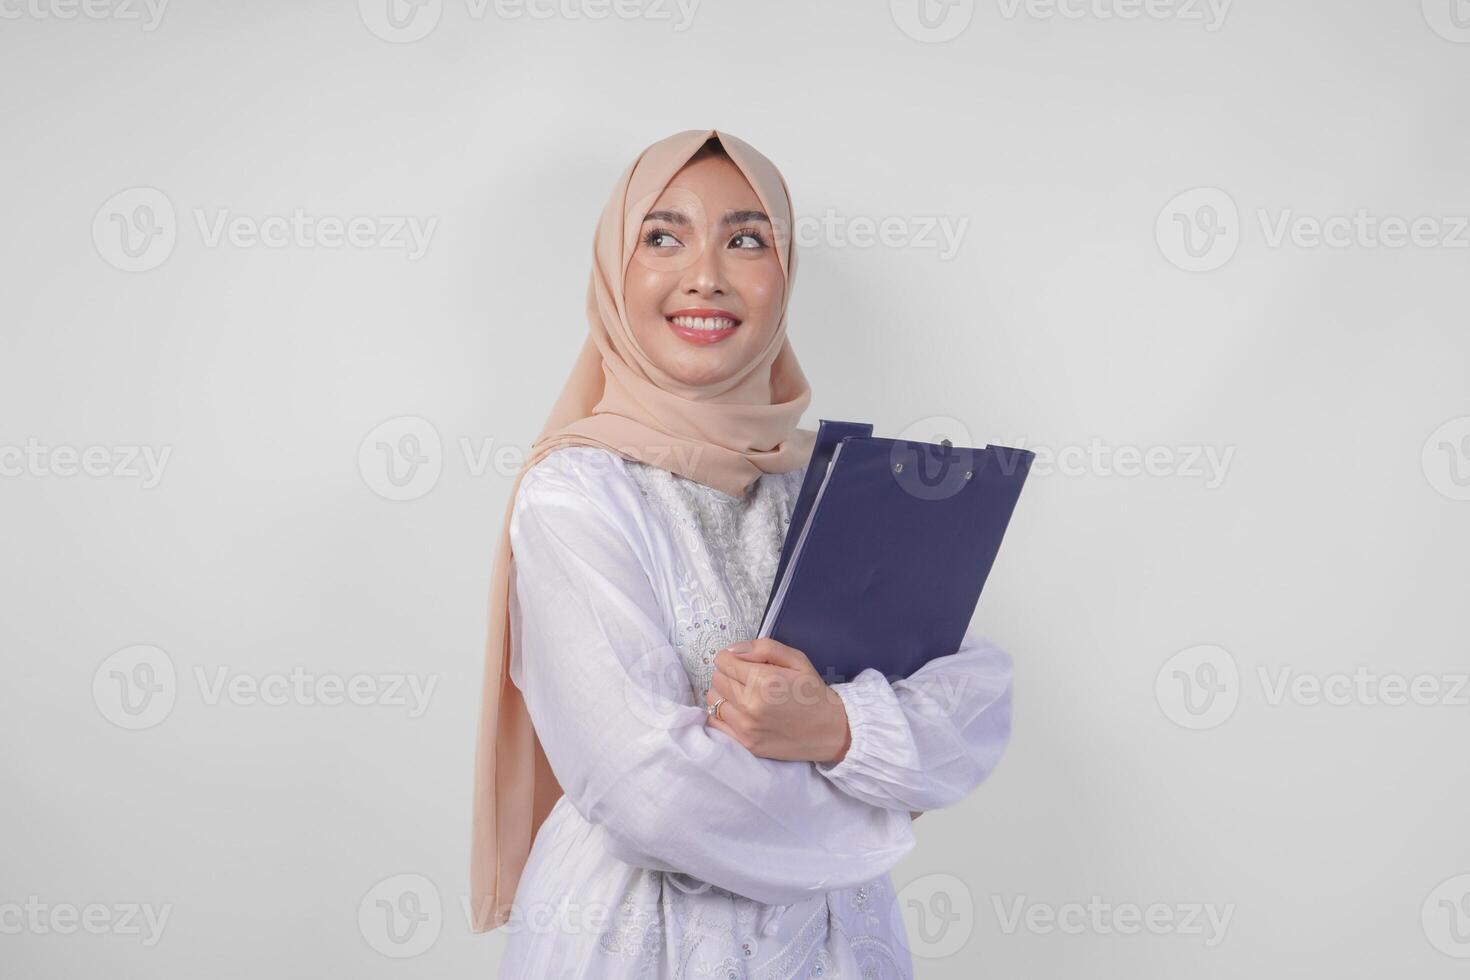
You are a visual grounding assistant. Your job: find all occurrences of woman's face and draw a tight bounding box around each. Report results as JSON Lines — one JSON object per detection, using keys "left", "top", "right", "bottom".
{"left": 623, "top": 154, "right": 785, "bottom": 388}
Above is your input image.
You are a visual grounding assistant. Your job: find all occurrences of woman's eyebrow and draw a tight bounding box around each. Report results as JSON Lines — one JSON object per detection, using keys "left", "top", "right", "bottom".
{"left": 643, "top": 209, "right": 692, "bottom": 225}
{"left": 642, "top": 208, "right": 771, "bottom": 226}
{"left": 721, "top": 209, "right": 770, "bottom": 225}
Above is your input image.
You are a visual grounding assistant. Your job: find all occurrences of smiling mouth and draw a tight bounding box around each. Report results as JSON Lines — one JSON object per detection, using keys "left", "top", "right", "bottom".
{"left": 665, "top": 310, "right": 742, "bottom": 344}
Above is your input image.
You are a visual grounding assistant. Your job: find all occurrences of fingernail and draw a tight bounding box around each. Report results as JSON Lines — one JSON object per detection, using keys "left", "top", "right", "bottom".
{"left": 724, "top": 641, "right": 752, "bottom": 655}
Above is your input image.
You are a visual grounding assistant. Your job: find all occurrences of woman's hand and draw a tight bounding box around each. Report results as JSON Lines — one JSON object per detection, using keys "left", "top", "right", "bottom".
{"left": 705, "top": 639, "right": 851, "bottom": 764}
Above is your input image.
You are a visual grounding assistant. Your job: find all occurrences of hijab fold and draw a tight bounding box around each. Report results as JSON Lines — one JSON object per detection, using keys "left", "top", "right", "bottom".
{"left": 470, "top": 129, "right": 815, "bottom": 932}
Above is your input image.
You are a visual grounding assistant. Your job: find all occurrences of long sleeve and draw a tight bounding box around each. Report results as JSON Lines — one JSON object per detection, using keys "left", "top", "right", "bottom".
{"left": 506, "top": 457, "right": 916, "bottom": 907}
{"left": 814, "top": 625, "right": 1013, "bottom": 813}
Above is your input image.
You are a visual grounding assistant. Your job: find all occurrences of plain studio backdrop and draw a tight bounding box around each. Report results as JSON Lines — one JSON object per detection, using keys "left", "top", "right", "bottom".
{"left": 2, "top": 1, "right": 1467, "bottom": 977}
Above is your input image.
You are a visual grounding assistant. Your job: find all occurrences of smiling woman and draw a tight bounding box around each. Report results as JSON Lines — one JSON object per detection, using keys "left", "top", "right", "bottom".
{"left": 623, "top": 140, "right": 788, "bottom": 383}
{"left": 469, "top": 129, "right": 1014, "bottom": 979}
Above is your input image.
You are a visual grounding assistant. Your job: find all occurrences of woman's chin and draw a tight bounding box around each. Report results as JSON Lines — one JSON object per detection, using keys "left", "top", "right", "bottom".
{"left": 656, "top": 347, "right": 748, "bottom": 387}
{"left": 634, "top": 323, "right": 769, "bottom": 387}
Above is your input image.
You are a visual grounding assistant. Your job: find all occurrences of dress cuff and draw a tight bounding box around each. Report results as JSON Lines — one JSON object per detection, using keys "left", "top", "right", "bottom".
{"left": 816, "top": 668, "right": 910, "bottom": 784}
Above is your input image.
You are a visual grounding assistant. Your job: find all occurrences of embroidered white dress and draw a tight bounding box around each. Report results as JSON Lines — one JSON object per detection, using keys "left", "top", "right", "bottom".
{"left": 500, "top": 446, "right": 1013, "bottom": 979}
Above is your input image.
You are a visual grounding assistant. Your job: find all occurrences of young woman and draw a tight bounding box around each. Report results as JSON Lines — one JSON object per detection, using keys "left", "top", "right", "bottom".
{"left": 470, "top": 129, "right": 1014, "bottom": 978}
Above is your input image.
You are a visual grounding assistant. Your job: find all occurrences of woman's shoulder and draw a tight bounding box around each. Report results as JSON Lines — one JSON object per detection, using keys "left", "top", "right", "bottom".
{"left": 513, "top": 445, "right": 640, "bottom": 518}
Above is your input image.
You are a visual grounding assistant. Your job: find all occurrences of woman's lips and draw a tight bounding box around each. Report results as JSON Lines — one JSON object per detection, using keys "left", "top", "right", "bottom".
{"left": 665, "top": 309, "right": 742, "bottom": 345}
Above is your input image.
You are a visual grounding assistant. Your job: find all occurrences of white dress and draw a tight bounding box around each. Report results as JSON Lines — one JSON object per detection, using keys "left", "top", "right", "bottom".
{"left": 500, "top": 445, "right": 1014, "bottom": 979}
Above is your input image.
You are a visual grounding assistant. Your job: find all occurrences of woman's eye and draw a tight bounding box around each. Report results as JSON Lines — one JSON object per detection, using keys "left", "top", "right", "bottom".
{"left": 729, "top": 230, "right": 767, "bottom": 250}
{"left": 642, "top": 229, "right": 682, "bottom": 249}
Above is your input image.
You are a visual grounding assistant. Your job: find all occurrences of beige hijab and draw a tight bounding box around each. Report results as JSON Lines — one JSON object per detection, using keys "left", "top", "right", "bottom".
{"left": 470, "top": 129, "right": 816, "bottom": 932}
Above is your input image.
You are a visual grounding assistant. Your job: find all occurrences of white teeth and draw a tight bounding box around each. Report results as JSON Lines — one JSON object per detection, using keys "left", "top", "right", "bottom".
{"left": 670, "top": 315, "right": 738, "bottom": 331}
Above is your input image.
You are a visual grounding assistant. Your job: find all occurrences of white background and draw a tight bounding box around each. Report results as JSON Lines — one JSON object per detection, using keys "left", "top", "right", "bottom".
{"left": 3, "top": 0, "right": 1469, "bottom": 976}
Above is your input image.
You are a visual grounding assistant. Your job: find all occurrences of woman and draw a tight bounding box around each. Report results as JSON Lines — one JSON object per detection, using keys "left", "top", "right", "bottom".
{"left": 470, "top": 128, "right": 1014, "bottom": 978}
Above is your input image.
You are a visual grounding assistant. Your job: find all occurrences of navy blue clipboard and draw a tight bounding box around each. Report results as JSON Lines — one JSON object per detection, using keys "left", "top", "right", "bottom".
{"left": 757, "top": 419, "right": 1033, "bottom": 683}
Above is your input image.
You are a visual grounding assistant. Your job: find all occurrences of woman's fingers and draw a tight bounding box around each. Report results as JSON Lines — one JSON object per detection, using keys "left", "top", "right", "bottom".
{"left": 715, "top": 638, "right": 809, "bottom": 674}
{"left": 712, "top": 648, "right": 756, "bottom": 683}
{"left": 705, "top": 698, "right": 753, "bottom": 746}
{"left": 706, "top": 713, "right": 748, "bottom": 748}
{"left": 709, "top": 668, "right": 748, "bottom": 709}
{"left": 735, "top": 638, "right": 810, "bottom": 670}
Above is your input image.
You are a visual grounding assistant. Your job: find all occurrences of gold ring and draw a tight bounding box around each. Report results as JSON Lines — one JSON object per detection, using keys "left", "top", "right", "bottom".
{"left": 707, "top": 696, "right": 727, "bottom": 720}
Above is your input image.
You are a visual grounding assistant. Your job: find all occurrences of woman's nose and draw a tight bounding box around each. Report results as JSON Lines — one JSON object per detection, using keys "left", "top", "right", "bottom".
{"left": 681, "top": 233, "right": 727, "bottom": 295}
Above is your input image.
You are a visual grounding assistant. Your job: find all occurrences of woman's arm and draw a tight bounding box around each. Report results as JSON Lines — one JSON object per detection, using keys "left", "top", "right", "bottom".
{"left": 811, "top": 627, "right": 1013, "bottom": 813}
{"left": 507, "top": 457, "right": 916, "bottom": 907}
